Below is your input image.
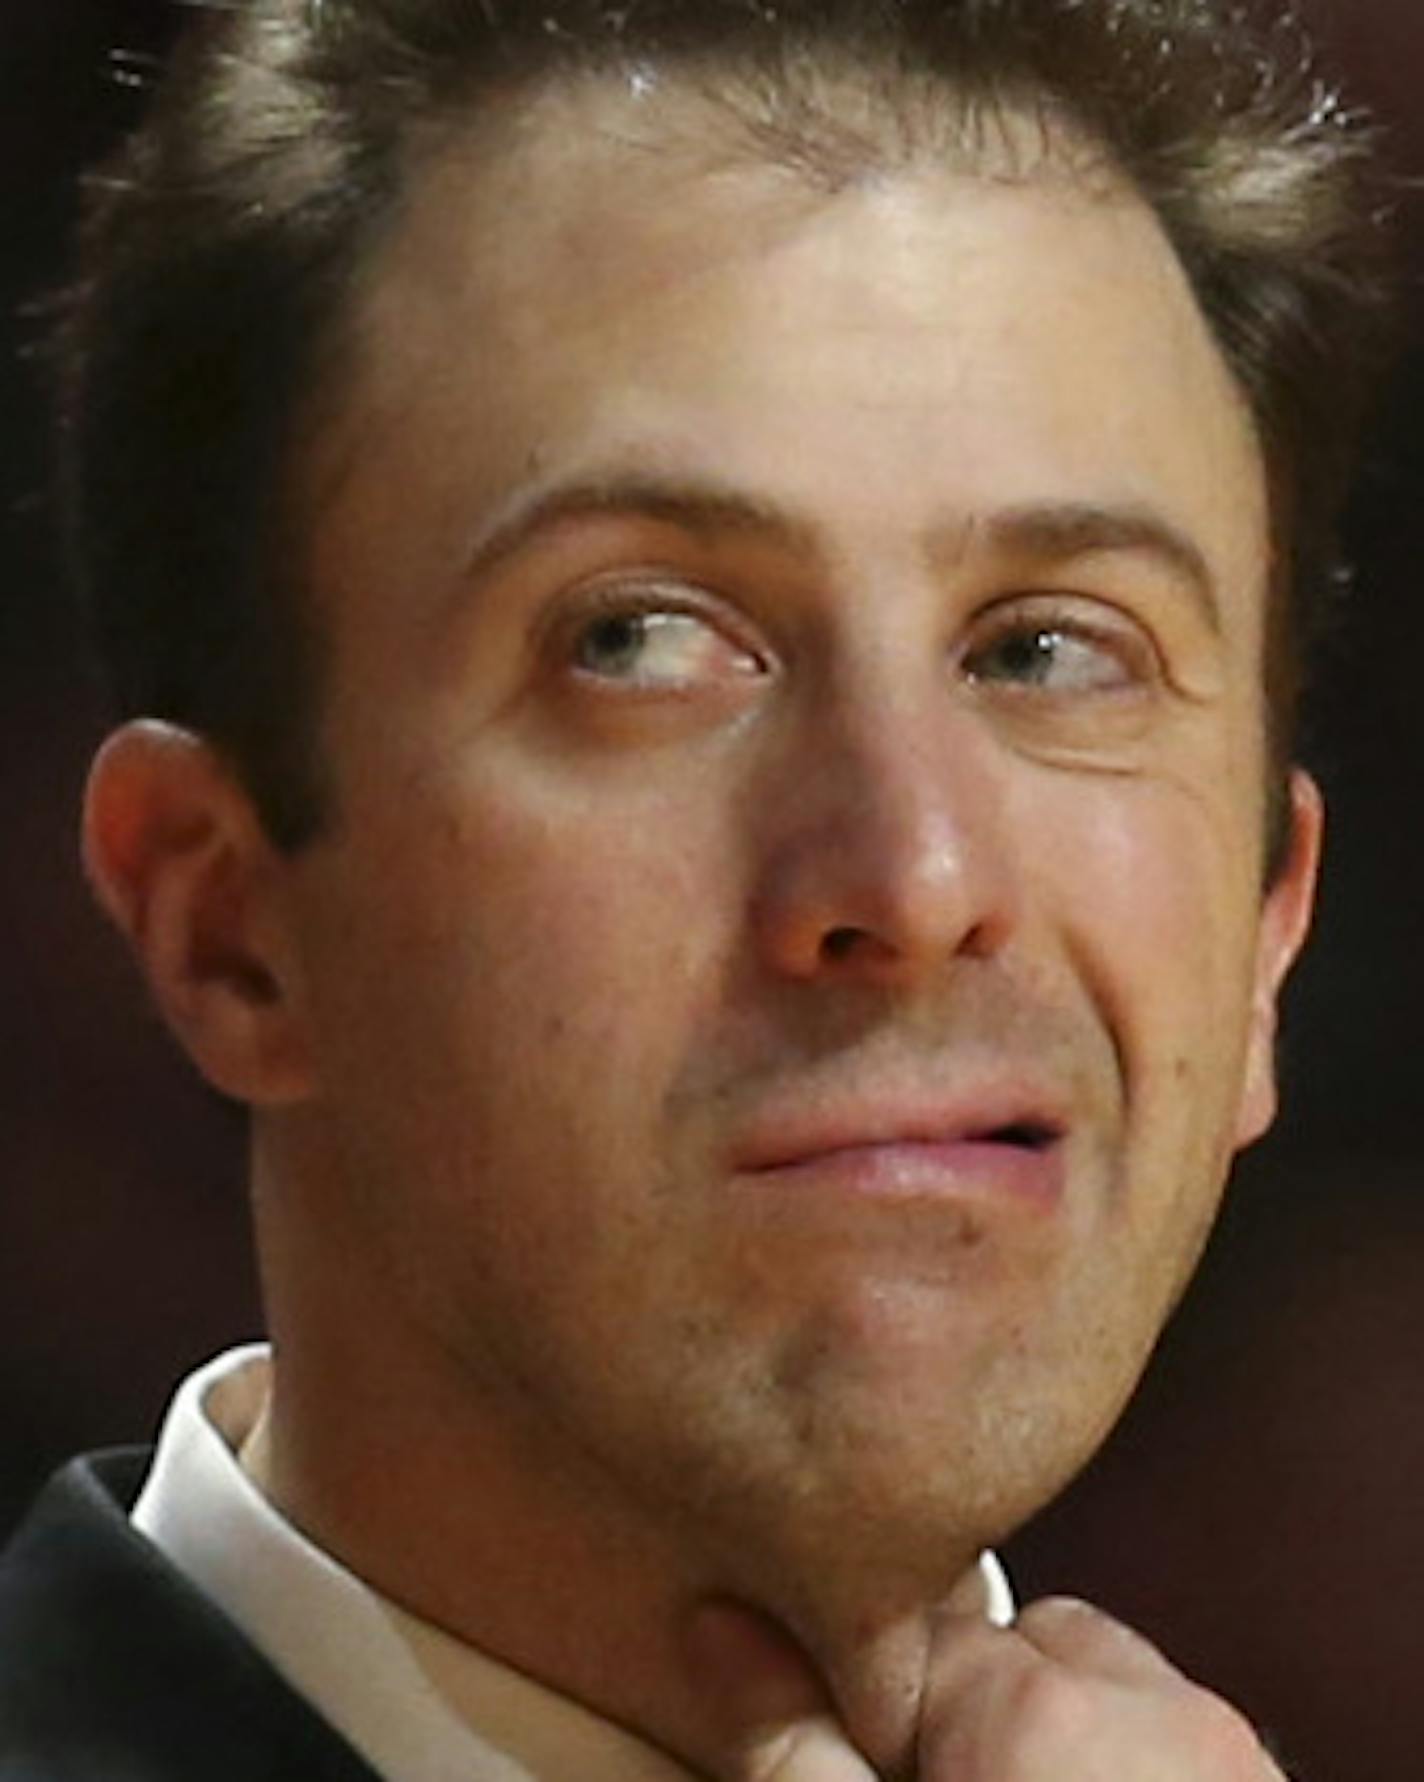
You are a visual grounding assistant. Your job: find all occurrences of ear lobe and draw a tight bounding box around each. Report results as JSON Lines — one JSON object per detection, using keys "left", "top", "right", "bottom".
{"left": 83, "top": 720, "right": 315, "bottom": 1106}
{"left": 1235, "top": 768, "right": 1324, "bottom": 1150}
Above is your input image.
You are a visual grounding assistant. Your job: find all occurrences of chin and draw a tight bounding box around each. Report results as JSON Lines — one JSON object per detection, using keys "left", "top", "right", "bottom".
{"left": 686, "top": 1375, "right": 1111, "bottom": 1633}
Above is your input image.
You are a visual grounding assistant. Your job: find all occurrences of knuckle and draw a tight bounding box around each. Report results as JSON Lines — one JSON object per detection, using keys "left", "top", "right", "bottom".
{"left": 1016, "top": 1592, "right": 1176, "bottom": 1677}
{"left": 1005, "top": 1660, "right": 1098, "bottom": 1746}
{"left": 1177, "top": 1686, "right": 1281, "bottom": 1774}
{"left": 1025, "top": 1593, "right": 1098, "bottom": 1617}
{"left": 1016, "top": 1595, "right": 1101, "bottom": 1635}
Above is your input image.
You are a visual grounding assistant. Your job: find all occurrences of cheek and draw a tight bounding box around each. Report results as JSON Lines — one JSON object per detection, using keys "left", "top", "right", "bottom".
{"left": 1017, "top": 770, "right": 1269, "bottom": 1342}
{"left": 288, "top": 765, "right": 750, "bottom": 1329}
{"left": 306, "top": 756, "right": 739, "bottom": 1122}
{"left": 1035, "top": 770, "right": 1264, "bottom": 1114}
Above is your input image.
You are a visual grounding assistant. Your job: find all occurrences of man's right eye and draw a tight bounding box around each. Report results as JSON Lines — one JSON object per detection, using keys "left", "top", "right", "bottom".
{"left": 564, "top": 593, "right": 766, "bottom": 693}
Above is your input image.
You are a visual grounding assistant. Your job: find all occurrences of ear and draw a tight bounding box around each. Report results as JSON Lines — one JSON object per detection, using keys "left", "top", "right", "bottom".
{"left": 82, "top": 720, "right": 315, "bottom": 1107}
{"left": 1234, "top": 768, "right": 1324, "bottom": 1150}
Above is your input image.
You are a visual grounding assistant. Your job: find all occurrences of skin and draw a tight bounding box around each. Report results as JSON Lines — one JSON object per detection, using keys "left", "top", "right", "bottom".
{"left": 86, "top": 81, "right": 1316, "bottom": 1780}
{"left": 693, "top": 1593, "right": 1289, "bottom": 1779}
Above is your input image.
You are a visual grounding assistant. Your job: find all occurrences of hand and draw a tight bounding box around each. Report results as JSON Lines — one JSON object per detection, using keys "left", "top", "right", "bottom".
{"left": 690, "top": 1596, "right": 1287, "bottom": 1780}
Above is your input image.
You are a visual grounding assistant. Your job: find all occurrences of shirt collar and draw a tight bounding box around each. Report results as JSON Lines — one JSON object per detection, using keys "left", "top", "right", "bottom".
{"left": 132, "top": 1346, "right": 695, "bottom": 1782}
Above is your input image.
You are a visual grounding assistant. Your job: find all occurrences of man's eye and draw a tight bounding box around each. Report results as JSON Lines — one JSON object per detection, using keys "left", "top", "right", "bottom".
{"left": 570, "top": 606, "right": 762, "bottom": 689}
{"left": 964, "top": 622, "right": 1136, "bottom": 695}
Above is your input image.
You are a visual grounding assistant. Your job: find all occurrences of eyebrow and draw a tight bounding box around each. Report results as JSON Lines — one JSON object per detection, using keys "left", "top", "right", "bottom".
{"left": 462, "top": 474, "right": 1220, "bottom": 630}
{"left": 971, "top": 501, "right": 1221, "bottom": 631}
{"left": 463, "top": 475, "right": 820, "bottom": 582}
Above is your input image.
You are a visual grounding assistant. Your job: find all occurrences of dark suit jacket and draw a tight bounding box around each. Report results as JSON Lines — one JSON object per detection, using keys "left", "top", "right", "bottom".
{"left": 0, "top": 1450, "right": 384, "bottom": 1780}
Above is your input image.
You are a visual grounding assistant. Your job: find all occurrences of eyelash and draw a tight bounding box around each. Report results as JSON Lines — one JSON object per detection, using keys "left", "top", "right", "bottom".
{"left": 551, "top": 577, "right": 762, "bottom": 664}
{"left": 961, "top": 597, "right": 1161, "bottom": 689}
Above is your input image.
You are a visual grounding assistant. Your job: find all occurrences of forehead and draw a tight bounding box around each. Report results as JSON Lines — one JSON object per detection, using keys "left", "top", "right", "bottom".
{"left": 361, "top": 69, "right": 1125, "bottom": 346}
{"left": 312, "top": 71, "right": 1265, "bottom": 632}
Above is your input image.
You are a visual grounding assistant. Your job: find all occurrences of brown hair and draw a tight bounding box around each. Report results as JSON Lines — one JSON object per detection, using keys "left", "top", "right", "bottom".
{"left": 53, "top": 0, "right": 1395, "bottom": 850}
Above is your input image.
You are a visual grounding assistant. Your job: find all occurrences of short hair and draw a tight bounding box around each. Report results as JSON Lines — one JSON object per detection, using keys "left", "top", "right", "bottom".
{"left": 53, "top": 0, "right": 1395, "bottom": 851}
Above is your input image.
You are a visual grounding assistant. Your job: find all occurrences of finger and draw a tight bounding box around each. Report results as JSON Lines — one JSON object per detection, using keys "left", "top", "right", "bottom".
{"left": 1014, "top": 1596, "right": 1184, "bottom": 1686}
{"left": 685, "top": 1600, "right": 878, "bottom": 1782}
{"left": 916, "top": 1607, "right": 1286, "bottom": 1782}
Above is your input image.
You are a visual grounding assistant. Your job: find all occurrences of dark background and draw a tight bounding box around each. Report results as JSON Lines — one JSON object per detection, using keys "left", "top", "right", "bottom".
{"left": 2, "top": 5, "right": 1421, "bottom": 1778}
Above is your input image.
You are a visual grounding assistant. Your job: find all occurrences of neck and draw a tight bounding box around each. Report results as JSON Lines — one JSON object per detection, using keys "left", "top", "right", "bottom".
{"left": 248, "top": 1320, "right": 993, "bottom": 1778}
{"left": 247, "top": 1139, "right": 996, "bottom": 1777}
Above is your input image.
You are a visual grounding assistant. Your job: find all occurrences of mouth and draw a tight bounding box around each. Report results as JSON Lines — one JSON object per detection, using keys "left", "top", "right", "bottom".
{"left": 733, "top": 1102, "right": 1069, "bottom": 1211}
{"left": 974, "top": 1120, "right": 1061, "bottom": 1152}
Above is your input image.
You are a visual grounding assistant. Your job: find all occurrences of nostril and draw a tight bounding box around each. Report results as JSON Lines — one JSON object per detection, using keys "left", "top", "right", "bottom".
{"left": 821, "top": 926, "right": 867, "bottom": 963}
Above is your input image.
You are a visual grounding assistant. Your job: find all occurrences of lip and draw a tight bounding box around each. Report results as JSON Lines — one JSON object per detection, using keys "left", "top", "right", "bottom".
{"left": 731, "top": 1088, "right": 1069, "bottom": 1211}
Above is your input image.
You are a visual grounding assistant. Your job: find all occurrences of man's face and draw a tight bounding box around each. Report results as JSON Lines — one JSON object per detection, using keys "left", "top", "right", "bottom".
{"left": 274, "top": 89, "right": 1316, "bottom": 1614}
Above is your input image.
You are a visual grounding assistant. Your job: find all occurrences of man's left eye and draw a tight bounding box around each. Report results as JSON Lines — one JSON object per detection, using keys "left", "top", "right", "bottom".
{"left": 570, "top": 606, "right": 762, "bottom": 690}
{"left": 964, "top": 622, "right": 1136, "bottom": 695}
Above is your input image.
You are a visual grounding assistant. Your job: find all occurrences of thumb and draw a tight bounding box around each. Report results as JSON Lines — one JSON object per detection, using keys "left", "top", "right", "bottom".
{"left": 685, "top": 1600, "right": 878, "bottom": 1782}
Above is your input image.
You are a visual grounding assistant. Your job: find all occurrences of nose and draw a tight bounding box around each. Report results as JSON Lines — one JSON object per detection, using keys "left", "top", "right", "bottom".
{"left": 749, "top": 687, "right": 1021, "bottom": 988}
